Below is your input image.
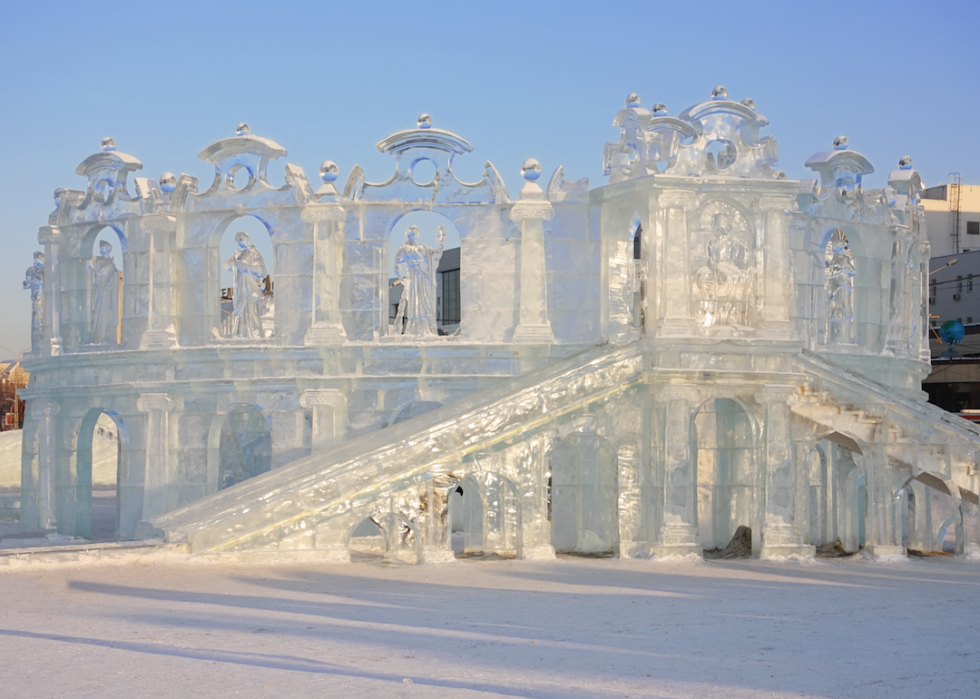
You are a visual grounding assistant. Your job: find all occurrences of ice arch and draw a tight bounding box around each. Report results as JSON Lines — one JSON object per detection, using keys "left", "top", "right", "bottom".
{"left": 549, "top": 432, "right": 618, "bottom": 555}
{"left": 74, "top": 408, "right": 126, "bottom": 538}
{"left": 206, "top": 404, "right": 272, "bottom": 493}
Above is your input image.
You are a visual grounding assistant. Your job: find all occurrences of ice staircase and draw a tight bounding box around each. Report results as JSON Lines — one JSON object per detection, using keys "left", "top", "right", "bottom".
{"left": 793, "top": 350, "right": 980, "bottom": 505}
{"left": 153, "top": 341, "right": 644, "bottom": 555}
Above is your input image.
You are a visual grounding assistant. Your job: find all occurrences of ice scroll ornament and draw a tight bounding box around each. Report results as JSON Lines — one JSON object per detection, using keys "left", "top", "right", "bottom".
{"left": 393, "top": 225, "right": 445, "bottom": 337}
{"left": 22, "top": 251, "right": 44, "bottom": 353}
{"left": 89, "top": 241, "right": 119, "bottom": 345}
{"left": 222, "top": 231, "right": 268, "bottom": 339}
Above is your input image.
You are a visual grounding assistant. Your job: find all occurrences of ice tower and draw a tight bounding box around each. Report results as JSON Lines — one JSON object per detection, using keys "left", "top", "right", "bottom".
{"left": 17, "top": 90, "right": 980, "bottom": 562}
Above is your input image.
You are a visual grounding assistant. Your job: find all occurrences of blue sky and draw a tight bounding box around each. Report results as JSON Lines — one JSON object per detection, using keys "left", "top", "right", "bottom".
{"left": 1, "top": 0, "right": 977, "bottom": 355}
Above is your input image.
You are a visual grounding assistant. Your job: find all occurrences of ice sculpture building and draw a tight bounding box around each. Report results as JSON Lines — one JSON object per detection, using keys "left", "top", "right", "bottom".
{"left": 17, "top": 89, "right": 980, "bottom": 562}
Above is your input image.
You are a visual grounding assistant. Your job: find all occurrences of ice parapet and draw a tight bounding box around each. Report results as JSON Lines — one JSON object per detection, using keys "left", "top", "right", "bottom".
{"left": 16, "top": 92, "right": 980, "bottom": 563}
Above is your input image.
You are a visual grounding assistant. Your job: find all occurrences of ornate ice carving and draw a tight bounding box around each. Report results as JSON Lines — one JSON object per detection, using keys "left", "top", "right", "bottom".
{"left": 300, "top": 390, "right": 347, "bottom": 409}
{"left": 510, "top": 201, "right": 555, "bottom": 221}
{"left": 301, "top": 204, "right": 346, "bottom": 222}
{"left": 825, "top": 229, "right": 856, "bottom": 345}
{"left": 222, "top": 231, "right": 270, "bottom": 340}
{"left": 693, "top": 202, "right": 754, "bottom": 328}
{"left": 658, "top": 190, "right": 699, "bottom": 210}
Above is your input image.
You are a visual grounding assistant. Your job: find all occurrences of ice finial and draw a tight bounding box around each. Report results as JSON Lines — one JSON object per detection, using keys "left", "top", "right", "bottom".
{"left": 319, "top": 160, "right": 339, "bottom": 182}
{"left": 626, "top": 93, "right": 641, "bottom": 108}
{"left": 833, "top": 135, "right": 848, "bottom": 151}
{"left": 417, "top": 113, "right": 432, "bottom": 129}
{"left": 711, "top": 85, "right": 728, "bottom": 101}
{"left": 741, "top": 98, "right": 756, "bottom": 110}
{"left": 101, "top": 137, "right": 116, "bottom": 152}
{"left": 53, "top": 188, "right": 65, "bottom": 206}
{"left": 899, "top": 155, "right": 913, "bottom": 170}
{"left": 159, "top": 172, "right": 177, "bottom": 193}
{"left": 652, "top": 103, "right": 667, "bottom": 115}
{"left": 236, "top": 122, "right": 251, "bottom": 136}
{"left": 521, "top": 158, "right": 542, "bottom": 181}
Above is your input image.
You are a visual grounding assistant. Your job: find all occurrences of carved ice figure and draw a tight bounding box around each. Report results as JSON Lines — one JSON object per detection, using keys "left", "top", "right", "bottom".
{"left": 222, "top": 231, "right": 268, "bottom": 339}
{"left": 393, "top": 225, "right": 445, "bottom": 337}
{"left": 826, "top": 232, "right": 855, "bottom": 345}
{"left": 23, "top": 251, "right": 44, "bottom": 353}
{"left": 89, "top": 241, "right": 119, "bottom": 345}
{"left": 695, "top": 213, "right": 752, "bottom": 327}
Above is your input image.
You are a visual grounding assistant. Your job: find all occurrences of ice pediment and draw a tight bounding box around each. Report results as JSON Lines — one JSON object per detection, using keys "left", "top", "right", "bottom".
{"left": 345, "top": 115, "right": 509, "bottom": 203}
{"left": 805, "top": 138, "right": 874, "bottom": 197}
{"left": 197, "top": 124, "right": 288, "bottom": 196}
{"left": 74, "top": 138, "right": 143, "bottom": 207}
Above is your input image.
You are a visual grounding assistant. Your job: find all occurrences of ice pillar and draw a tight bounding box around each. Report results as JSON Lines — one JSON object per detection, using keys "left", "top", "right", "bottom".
{"left": 420, "top": 478, "right": 457, "bottom": 563}
{"left": 759, "top": 197, "right": 796, "bottom": 338}
{"left": 883, "top": 227, "right": 913, "bottom": 357}
{"left": 757, "top": 387, "right": 814, "bottom": 558}
{"left": 38, "top": 226, "right": 62, "bottom": 356}
{"left": 511, "top": 159, "right": 555, "bottom": 344}
{"left": 300, "top": 389, "right": 347, "bottom": 452}
{"left": 656, "top": 190, "right": 698, "bottom": 336}
{"left": 303, "top": 203, "right": 347, "bottom": 346}
{"left": 33, "top": 398, "right": 60, "bottom": 534}
{"left": 919, "top": 239, "right": 932, "bottom": 363}
{"left": 140, "top": 214, "right": 178, "bottom": 350}
{"left": 136, "top": 393, "right": 173, "bottom": 537}
{"left": 865, "top": 442, "right": 906, "bottom": 559}
{"left": 650, "top": 384, "right": 701, "bottom": 557}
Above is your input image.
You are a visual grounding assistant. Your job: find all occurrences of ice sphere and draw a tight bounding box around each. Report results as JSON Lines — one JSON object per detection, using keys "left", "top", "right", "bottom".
{"left": 899, "top": 155, "right": 913, "bottom": 170}
{"left": 417, "top": 113, "right": 432, "bottom": 129}
{"left": 236, "top": 122, "right": 251, "bottom": 136}
{"left": 711, "top": 85, "right": 728, "bottom": 100}
{"left": 53, "top": 188, "right": 65, "bottom": 206}
{"left": 159, "top": 172, "right": 177, "bottom": 193}
{"left": 626, "top": 93, "right": 641, "bottom": 108}
{"left": 741, "top": 98, "right": 756, "bottom": 110}
{"left": 652, "top": 103, "right": 667, "bottom": 115}
{"left": 101, "top": 137, "right": 116, "bottom": 152}
{"left": 319, "top": 160, "right": 339, "bottom": 182}
{"left": 833, "top": 135, "right": 848, "bottom": 150}
{"left": 521, "top": 158, "right": 541, "bottom": 181}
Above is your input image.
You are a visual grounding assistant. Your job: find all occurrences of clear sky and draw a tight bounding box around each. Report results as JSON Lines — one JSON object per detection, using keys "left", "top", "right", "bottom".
{"left": 1, "top": 0, "right": 977, "bottom": 356}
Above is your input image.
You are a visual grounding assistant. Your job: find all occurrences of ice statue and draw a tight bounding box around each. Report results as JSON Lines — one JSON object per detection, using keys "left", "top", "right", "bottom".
{"left": 89, "top": 241, "right": 119, "bottom": 345}
{"left": 827, "top": 235, "right": 855, "bottom": 345}
{"left": 22, "top": 251, "right": 44, "bottom": 353}
{"left": 393, "top": 225, "right": 445, "bottom": 337}
{"left": 222, "top": 231, "right": 268, "bottom": 340}
{"left": 696, "top": 213, "right": 751, "bottom": 327}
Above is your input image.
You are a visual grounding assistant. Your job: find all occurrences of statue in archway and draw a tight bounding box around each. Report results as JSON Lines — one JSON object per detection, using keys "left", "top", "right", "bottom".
{"left": 826, "top": 236, "right": 855, "bottom": 345}
{"left": 22, "top": 251, "right": 44, "bottom": 353}
{"left": 222, "top": 231, "right": 268, "bottom": 339}
{"left": 695, "top": 213, "right": 752, "bottom": 327}
{"left": 393, "top": 225, "right": 445, "bottom": 337}
{"left": 89, "top": 241, "right": 119, "bottom": 345}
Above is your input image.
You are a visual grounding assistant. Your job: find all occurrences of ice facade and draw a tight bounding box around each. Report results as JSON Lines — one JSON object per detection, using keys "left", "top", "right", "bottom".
{"left": 17, "top": 89, "right": 980, "bottom": 561}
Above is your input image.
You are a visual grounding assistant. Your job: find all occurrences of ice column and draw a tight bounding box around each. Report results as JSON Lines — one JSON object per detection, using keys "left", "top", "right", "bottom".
{"left": 420, "top": 478, "right": 456, "bottom": 563}
{"left": 136, "top": 393, "right": 173, "bottom": 537}
{"left": 758, "top": 387, "right": 814, "bottom": 557}
{"left": 656, "top": 191, "right": 698, "bottom": 335}
{"left": 883, "top": 227, "right": 913, "bottom": 357}
{"left": 864, "top": 442, "right": 906, "bottom": 559}
{"left": 37, "top": 226, "right": 63, "bottom": 356}
{"left": 300, "top": 389, "right": 347, "bottom": 452}
{"left": 759, "top": 197, "right": 796, "bottom": 338}
{"left": 511, "top": 158, "right": 555, "bottom": 344}
{"left": 650, "top": 385, "right": 701, "bottom": 557}
{"left": 303, "top": 162, "right": 347, "bottom": 346}
{"left": 140, "top": 214, "right": 178, "bottom": 350}
{"left": 33, "top": 398, "right": 59, "bottom": 534}
{"left": 919, "top": 240, "right": 931, "bottom": 362}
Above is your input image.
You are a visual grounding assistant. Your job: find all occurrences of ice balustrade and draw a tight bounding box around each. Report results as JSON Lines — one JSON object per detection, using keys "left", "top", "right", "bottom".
{"left": 18, "top": 88, "right": 980, "bottom": 560}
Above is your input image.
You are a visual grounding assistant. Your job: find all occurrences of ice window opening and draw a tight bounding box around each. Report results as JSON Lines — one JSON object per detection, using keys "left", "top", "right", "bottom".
{"left": 218, "top": 215, "right": 275, "bottom": 340}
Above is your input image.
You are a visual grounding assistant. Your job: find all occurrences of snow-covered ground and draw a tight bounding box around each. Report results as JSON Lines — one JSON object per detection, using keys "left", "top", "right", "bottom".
{"left": 0, "top": 555, "right": 977, "bottom": 698}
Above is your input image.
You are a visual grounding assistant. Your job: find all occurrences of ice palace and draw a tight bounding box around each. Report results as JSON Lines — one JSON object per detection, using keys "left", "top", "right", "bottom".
{"left": 16, "top": 87, "right": 980, "bottom": 563}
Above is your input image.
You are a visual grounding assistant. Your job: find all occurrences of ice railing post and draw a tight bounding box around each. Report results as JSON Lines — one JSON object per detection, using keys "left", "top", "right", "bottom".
{"left": 303, "top": 160, "right": 347, "bottom": 347}
{"left": 511, "top": 158, "right": 555, "bottom": 344}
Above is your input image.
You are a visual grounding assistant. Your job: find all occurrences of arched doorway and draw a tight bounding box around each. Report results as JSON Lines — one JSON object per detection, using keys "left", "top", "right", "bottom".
{"left": 549, "top": 433, "right": 618, "bottom": 555}
{"left": 693, "top": 398, "right": 756, "bottom": 552}
{"left": 207, "top": 405, "right": 272, "bottom": 493}
{"left": 453, "top": 471, "right": 521, "bottom": 558}
{"left": 347, "top": 513, "right": 421, "bottom": 564}
{"left": 75, "top": 408, "right": 125, "bottom": 539}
